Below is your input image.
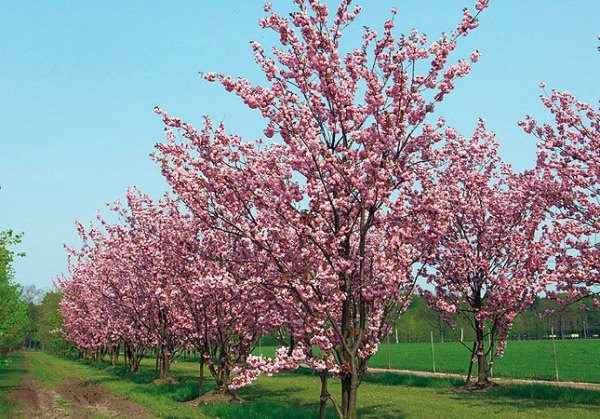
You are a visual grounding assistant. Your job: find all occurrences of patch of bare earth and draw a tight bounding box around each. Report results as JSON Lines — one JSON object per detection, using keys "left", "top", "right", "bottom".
{"left": 8, "top": 365, "right": 151, "bottom": 418}
{"left": 186, "top": 391, "right": 244, "bottom": 406}
{"left": 58, "top": 378, "right": 152, "bottom": 418}
{"left": 8, "top": 375, "right": 71, "bottom": 418}
{"left": 151, "top": 377, "right": 179, "bottom": 386}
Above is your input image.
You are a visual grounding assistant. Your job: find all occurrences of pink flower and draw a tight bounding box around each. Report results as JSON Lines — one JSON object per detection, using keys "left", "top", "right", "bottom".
{"left": 203, "top": 72, "right": 217, "bottom": 82}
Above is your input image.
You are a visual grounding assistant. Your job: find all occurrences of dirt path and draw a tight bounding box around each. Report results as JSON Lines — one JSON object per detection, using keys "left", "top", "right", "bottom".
{"left": 367, "top": 367, "right": 600, "bottom": 391}
{"left": 7, "top": 358, "right": 152, "bottom": 418}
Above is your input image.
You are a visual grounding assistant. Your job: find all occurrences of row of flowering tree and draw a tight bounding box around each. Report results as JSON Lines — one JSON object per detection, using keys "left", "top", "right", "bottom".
{"left": 58, "top": 1, "right": 597, "bottom": 418}
{"left": 60, "top": 190, "right": 277, "bottom": 392}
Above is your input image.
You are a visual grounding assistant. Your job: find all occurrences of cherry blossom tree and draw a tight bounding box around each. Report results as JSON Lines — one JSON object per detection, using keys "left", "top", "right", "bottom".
{"left": 421, "top": 121, "right": 551, "bottom": 387}
{"left": 60, "top": 187, "right": 279, "bottom": 396}
{"left": 61, "top": 190, "right": 191, "bottom": 380}
{"left": 520, "top": 89, "right": 599, "bottom": 307}
{"left": 168, "top": 225, "right": 284, "bottom": 399}
{"left": 154, "top": 1, "right": 489, "bottom": 416}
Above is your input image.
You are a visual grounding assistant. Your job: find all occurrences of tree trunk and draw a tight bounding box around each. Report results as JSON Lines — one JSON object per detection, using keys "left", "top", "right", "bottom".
{"left": 199, "top": 358, "right": 205, "bottom": 397}
{"left": 218, "top": 367, "right": 230, "bottom": 393}
{"left": 341, "top": 375, "right": 350, "bottom": 415}
{"left": 475, "top": 327, "right": 489, "bottom": 386}
{"left": 477, "top": 352, "right": 489, "bottom": 385}
{"left": 465, "top": 341, "right": 476, "bottom": 385}
{"left": 319, "top": 371, "right": 328, "bottom": 419}
{"left": 339, "top": 361, "right": 359, "bottom": 418}
{"left": 160, "top": 351, "right": 171, "bottom": 379}
{"left": 130, "top": 350, "right": 142, "bottom": 373}
{"left": 339, "top": 375, "right": 359, "bottom": 418}
{"left": 347, "top": 371, "right": 359, "bottom": 419}
{"left": 123, "top": 344, "right": 129, "bottom": 366}
{"left": 111, "top": 344, "right": 119, "bottom": 367}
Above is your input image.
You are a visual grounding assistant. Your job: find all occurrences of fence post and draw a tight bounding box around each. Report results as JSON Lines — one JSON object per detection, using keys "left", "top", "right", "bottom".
{"left": 551, "top": 326, "right": 559, "bottom": 381}
{"left": 430, "top": 331, "right": 436, "bottom": 373}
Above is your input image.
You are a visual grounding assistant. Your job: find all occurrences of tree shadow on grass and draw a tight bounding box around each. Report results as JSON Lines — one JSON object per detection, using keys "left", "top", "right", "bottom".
{"left": 98, "top": 368, "right": 329, "bottom": 419}
{"left": 235, "top": 383, "right": 331, "bottom": 418}
{"left": 93, "top": 367, "right": 211, "bottom": 403}
{"left": 444, "top": 384, "right": 600, "bottom": 410}
{"left": 363, "top": 371, "right": 600, "bottom": 407}
{"left": 202, "top": 399, "right": 328, "bottom": 419}
{"left": 356, "top": 404, "right": 409, "bottom": 419}
{"left": 364, "top": 372, "right": 464, "bottom": 388}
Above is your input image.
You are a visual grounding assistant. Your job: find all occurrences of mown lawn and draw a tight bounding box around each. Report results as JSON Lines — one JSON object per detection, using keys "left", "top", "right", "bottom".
{"left": 2, "top": 350, "right": 599, "bottom": 418}
{"left": 256, "top": 339, "right": 600, "bottom": 383}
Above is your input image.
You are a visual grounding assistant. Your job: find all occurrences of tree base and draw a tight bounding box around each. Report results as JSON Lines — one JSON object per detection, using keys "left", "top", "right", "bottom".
{"left": 463, "top": 381, "right": 498, "bottom": 391}
{"left": 186, "top": 390, "right": 244, "bottom": 406}
{"left": 152, "top": 377, "right": 179, "bottom": 385}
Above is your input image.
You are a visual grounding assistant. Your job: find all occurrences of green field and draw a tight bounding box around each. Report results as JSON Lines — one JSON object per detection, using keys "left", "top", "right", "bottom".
{"left": 256, "top": 339, "right": 600, "bottom": 383}
{"left": 1, "top": 351, "right": 600, "bottom": 418}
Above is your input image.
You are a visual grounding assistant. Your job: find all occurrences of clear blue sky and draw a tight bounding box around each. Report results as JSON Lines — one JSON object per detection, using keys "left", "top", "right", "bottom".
{"left": 1, "top": 1, "right": 598, "bottom": 290}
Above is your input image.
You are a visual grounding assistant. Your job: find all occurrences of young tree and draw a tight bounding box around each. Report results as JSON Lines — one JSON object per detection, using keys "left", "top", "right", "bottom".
{"left": 521, "top": 89, "right": 599, "bottom": 307}
{"left": 421, "top": 122, "right": 550, "bottom": 387}
{"left": 0, "top": 230, "right": 30, "bottom": 354}
{"left": 154, "top": 1, "right": 489, "bottom": 416}
{"left": 172, "top": 229, "right": 284, "bottom": 399}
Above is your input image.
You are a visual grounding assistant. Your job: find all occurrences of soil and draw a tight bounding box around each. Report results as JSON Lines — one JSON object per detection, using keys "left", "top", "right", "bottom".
{"left": 462, "top": 381, "right": 499, "bottom": 391}
{"left": 185, "top": 390, "right": 244, "bottom": 406}
{"left": 7, "top": 361, "right": 151, "bottom": 418}
{"left": 152, "top": 376, "right": 179, "bottom": 385}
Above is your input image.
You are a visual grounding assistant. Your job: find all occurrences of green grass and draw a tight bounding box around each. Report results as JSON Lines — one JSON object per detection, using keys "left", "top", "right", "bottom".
{"left": 6, "top": 351, "right": 599, "bottom": 418}
{"left": 254, "top": 339, "right": 600, "bottom": 383}
{"left": 0, "top": 353, "right": 26, "bottom": 416}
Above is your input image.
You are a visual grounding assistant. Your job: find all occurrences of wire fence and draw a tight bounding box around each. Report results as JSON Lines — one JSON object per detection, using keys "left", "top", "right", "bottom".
{"left": 370, "top": 332, "right": 600, "bottom": 383}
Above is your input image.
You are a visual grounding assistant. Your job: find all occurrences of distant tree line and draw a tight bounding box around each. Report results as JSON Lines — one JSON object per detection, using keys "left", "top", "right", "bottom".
{"left": 22, "top": 289, "right": 75, "bottom": 356}
{"left": 0, "top": 229, "right": 74, "bottom": 357}
{"left": 395, "top": 295, "right": 600, "bottom": 343}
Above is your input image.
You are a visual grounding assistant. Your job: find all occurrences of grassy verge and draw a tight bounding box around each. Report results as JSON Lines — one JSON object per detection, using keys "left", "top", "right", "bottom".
{"left": 0, "top": 352, "right": 26, "bottom": 417}
{"left": 16, "top": 351, "right": 600, "bottom": 418}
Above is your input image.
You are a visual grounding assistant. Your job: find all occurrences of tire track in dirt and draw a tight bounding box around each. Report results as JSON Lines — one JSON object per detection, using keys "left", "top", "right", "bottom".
{"left": 57, "top": 377, "right": 152, "bottom": 418}
{"left": 7, "top": 363, "right": 71, "bottom": 419}
{"left": 7, "top": 357, "right": 152, "bottom": 418}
